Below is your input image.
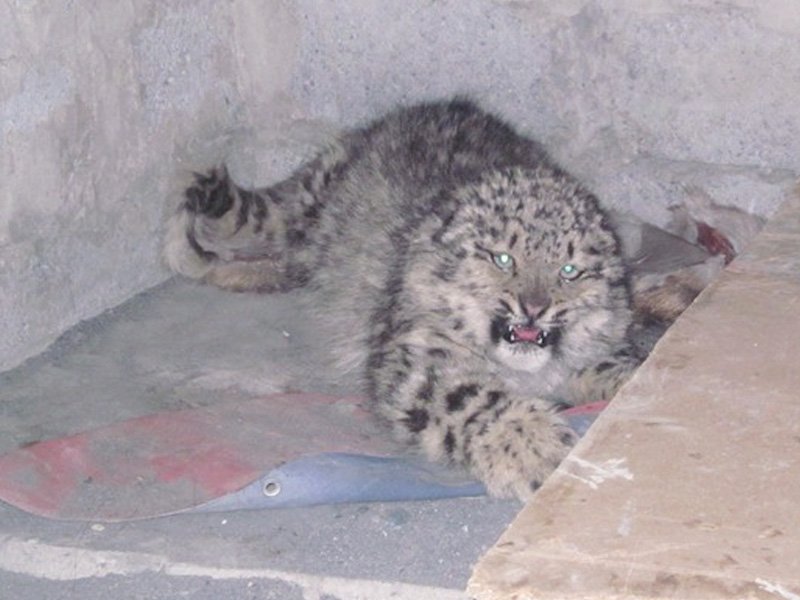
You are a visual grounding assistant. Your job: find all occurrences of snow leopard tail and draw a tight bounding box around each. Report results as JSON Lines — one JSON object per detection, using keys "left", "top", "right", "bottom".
{"left": 164, "top": 149, "right": 341, "bottom": 292}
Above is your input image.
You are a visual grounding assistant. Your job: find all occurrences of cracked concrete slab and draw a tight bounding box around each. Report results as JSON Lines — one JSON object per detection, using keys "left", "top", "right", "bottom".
{"left": 469, "top": 188, "right": 800, "bottom": 599}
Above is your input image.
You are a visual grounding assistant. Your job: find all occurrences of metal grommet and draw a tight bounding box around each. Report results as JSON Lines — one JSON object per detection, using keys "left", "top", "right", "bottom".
{"left": 263, "top": 480, "right": 281, "bottom": 497}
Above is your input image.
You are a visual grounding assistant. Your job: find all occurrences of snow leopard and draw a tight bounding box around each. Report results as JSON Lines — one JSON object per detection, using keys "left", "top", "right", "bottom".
{"left": 164, "top": 99, "right": 640, "bottom": 499}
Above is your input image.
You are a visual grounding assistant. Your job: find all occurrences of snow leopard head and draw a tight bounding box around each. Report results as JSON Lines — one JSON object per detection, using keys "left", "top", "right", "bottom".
{"left": 423, "top": 167, "right": 632, "bottom": 376}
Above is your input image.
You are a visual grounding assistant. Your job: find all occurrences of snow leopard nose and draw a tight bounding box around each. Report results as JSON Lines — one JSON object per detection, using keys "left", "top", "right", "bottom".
{"left": 519, "top": 290, "right": 551, "bottom": 319}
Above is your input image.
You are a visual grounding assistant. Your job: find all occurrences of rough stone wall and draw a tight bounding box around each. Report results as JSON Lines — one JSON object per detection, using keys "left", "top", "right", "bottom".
{"left": 2, "top": 0, "right": 799, "bottom": 371}
{"left": 289, "top": 0, "right": 799, "bottom": 224}
{"left": 1, "top": 1, "right": 300, "bottom": 371}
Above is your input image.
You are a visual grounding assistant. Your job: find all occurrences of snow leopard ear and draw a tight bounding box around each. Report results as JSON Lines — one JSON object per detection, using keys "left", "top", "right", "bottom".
{"left": 429, "top": 206, "right": 460, "bottom": 246}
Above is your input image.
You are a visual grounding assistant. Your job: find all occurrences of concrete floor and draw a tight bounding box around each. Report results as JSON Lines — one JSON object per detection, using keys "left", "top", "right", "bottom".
{"left": 0, "top": 279, "right": 522, "bottom": 599}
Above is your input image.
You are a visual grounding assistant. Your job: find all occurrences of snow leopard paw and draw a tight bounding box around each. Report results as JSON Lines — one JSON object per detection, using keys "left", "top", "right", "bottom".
{"left": 467, "top": 403, "right": 578, "bottom": 500}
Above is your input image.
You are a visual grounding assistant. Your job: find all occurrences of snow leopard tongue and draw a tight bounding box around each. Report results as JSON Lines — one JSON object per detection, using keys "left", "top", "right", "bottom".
{"left": 510, "top": 323, "right": 547, "bottom": 346}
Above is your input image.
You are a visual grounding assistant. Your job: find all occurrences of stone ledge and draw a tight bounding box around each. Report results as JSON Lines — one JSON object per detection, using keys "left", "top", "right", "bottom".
{"left": 468, "top": 186, "right": 800, "bottom": 599}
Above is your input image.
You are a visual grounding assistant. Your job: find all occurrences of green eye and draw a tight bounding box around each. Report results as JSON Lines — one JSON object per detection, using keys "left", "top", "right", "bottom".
{"left": 560, "top": 263, "right": 581, "bottom": 281}
{"left": 493, "top": 252, "right": 515, "bottom": 271}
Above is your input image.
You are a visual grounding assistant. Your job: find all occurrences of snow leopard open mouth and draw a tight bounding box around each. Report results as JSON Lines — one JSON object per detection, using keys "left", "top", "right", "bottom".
{"left": 504, "top": 323, "right": 551, "bottom": 348}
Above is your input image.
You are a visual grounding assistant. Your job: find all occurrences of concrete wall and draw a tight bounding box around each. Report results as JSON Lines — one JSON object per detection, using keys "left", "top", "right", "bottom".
{"left": 1, "top": 0, "right": 301, "bottom": 371}
{"left": 2, "top": 0, "right": 799, "bottom": 371}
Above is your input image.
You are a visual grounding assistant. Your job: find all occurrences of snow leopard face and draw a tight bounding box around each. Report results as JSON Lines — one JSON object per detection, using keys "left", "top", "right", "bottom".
{"left": 423, "top": 168, "right": 632, "bottom": 377}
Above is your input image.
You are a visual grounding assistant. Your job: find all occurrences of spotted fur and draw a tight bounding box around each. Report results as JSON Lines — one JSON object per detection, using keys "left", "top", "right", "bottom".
{"left": 164, "top": 99, "right": 640, "bottom": 499}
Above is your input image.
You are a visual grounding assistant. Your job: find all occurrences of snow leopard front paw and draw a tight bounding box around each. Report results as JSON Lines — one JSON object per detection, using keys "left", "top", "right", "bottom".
{"left": 467, "top": 403, "right": 578, "bottom": 500}
{"left": 566, "top": 349, "right": 641, "bottom": 405}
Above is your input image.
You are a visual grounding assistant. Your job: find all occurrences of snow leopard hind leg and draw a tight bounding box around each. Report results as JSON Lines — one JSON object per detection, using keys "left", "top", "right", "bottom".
{"left": 163, "top": 147, "right": 344, "bottom": 292}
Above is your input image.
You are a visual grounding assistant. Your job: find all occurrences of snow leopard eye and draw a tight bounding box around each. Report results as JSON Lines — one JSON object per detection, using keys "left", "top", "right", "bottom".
{"left": 559, "top": 263, "right": 582, "bottom": 281}
{"left": 492, "top": 252, "right": 515, "bottom": 271}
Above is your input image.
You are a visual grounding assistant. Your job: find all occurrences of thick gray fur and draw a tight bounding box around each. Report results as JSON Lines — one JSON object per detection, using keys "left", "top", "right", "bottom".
{"left": 164, "top": 99, "right": 640, "bottom": 499}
